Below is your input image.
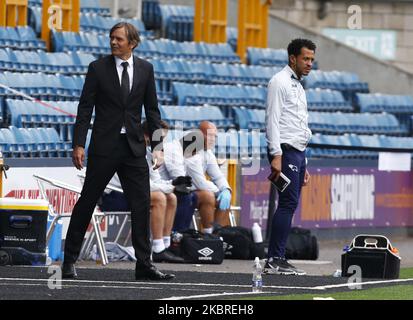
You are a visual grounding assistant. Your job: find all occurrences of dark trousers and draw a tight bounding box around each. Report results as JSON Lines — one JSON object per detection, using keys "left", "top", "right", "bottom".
{"left": 268, "top": 145, "right": 306, "bottom": 258}
{"left": 64, "top": 135, "right": 151, "bottom": 268}
{"left": 172, "top": 192, "right": 198, "bottom": 232}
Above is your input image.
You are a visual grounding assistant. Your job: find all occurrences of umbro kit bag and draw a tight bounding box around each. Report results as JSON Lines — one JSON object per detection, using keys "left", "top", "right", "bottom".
{"left": 285, "top": 227, "right": 319, "bottom": 260}
{"left": 180, "top": 229, "right": 224, "bottom": 264}
{"left": 213, "top": 226, "right": 265, "bottom": 260}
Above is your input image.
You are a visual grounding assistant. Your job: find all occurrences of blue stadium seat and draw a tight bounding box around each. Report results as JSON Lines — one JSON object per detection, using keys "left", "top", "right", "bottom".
{"left": 356, "top": 93, "right": 413, "bottom": 114}
{"left": 247, "top": 47, "right": 288, "bottom": 67}
{"left": 306, "top": 88, "right": 352, "bottom": 112}
{"left": 80, "top": 0, "right": 111, "bottom": 15}
{"left": 159, "top": 5, "right": 194, "bottom": 42}
{"left": 16, "top": 26, "right": 46, "bottom": 50}
{"left": 142, "top": 0, "right": 162, "bottom": 29}
{"left": 0, "top": 128, "right": 19, "bottom": 157}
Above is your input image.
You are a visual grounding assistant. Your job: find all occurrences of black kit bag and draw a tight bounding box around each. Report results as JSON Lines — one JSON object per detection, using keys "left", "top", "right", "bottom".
{"left": 285, "top": 227, "right": 319, "bottom": 260}
{"left": 176, "top": 229, "right": 224, "bottom": 264}
{"left": 213, "top": 226, "right": 265, "bottom": 260}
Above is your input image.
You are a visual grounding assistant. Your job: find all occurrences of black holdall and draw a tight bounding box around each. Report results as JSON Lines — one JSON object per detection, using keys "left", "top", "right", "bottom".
{"left": 172, "top": 229, "right": 224, "bottom": 264}
{"left": 213, "top": 226, "right": 265, "bottom": 260}
{"left": 341, "top": 234, "right": 401, "bottom": 279}
{"left": 285, "top": 227, "right": 319, "bottom": 260}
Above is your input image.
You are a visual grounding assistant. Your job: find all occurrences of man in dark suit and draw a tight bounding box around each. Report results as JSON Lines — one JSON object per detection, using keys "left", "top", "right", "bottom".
{"left": 62, "top": 22, "right": 174, "bottom": 281}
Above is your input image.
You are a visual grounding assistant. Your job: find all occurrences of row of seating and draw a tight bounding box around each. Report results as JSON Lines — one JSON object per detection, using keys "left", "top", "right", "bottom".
{"left": 0, "top": 72, "right": 84, "bottom": 100}
{"left": 306, "top": 88, "right": 353, "bottom": 112}
{"left": 355, "top": 93, "right": 413, "bottom": 114}
{"left": 29, "top": 0, "right": 110, "bottom": 15}
{"left": 0, "top": 48, "right": 95, "bottom": 75}
{"left": 150, "top": 58, "right": 280, "bottom": 90}
{"left": 247, "top": 47, "right": 288, "bottom": 67}
{"left": 28, "top": 7, "right": 153, "bottom": 38}
{"left": 51, "top": 30, "right": 111, "bottom": 56}
{"left": 0, "top": 126, "right": 71, "bottom": 158}
{"left": 232, "top": 107, "right": 406, "bottom": 136}
{"left": 6, "top": 99, "right": 77, "bottom": 127}
{"left": 5, "top": 99, "right": 78, "bottom": 141}
{"left": 51, "top": 31, "right": 241, "bottom": 63}
{"left": 309, "top": 111, "right": 406, "bottom": 136}
{"left": 304, "top": 70, "right": 369, "bottom": 102}
{"left": 159, "top": 105, "right": 233, "bottom": 130}
{"left": 172, "top": 82, "right": 267, "bottom": 109}
{"left": 309, "top": 133, "right": 413, "bottom": 159}
{"left": 134, "top": 39, "right": 241, "bottom": 64}
{"left": 0, "top": 26, "right": 46, "bottom": 51}
{"left": 4, "top": 119, "right": 413, "bottom": 160}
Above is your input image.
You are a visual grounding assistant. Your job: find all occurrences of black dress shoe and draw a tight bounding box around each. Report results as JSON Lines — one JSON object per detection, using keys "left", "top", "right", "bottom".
{"left": 62, "top": 262, "right": 77, "bottom": 279}
{"left": 135, "top": 264, "right": 175, "bottom": 281}
{"left": 153, "top": 249, "right": 185, "bottom": 263}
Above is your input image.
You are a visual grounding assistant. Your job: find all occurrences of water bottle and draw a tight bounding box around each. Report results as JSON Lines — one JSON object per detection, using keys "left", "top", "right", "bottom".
{"left": 252, "top": 257, "right": 263, "bottom": 293}
{"left": 333, "top": 269, "right": 342, "bottom": 277}
{"left": 93, "top": 244, "right": 102, "bottom": 265}
{"left": 252, "top": 223, "right": 263, "bottom": 243}
{"left": 45, "top": 247, "right": 52, "bottom": 266}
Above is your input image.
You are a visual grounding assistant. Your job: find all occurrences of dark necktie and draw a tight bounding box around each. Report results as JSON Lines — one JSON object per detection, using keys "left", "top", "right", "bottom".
{"left": 121, "top": 61, "right": 130, "bottom": 104}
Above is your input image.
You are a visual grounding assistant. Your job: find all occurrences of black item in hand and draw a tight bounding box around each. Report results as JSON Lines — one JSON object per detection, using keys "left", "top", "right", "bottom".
{"left": 172, "top": 176, "right": 192, "bottom": 187}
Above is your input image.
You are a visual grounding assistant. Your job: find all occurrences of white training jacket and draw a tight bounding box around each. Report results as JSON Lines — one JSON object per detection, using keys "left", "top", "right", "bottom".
{"left": 158, "top": 139, "right": 186, "bottom": 181}
{"left": 265, "top": 65, "right": 312, "bottom": 156}
{"left": 184, "top": 149, "right": 230, "bottom": 195}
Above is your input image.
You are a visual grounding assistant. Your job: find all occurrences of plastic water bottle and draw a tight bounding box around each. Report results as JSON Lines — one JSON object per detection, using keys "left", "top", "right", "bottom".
{"left": 252, "top": 223, "right": 263, "bottom": 243}
{"left": 93, "top": 244, "right": 102, "bottom": 265}
{"left": 333, "top": 269, "right": 342, "bottom": 277}
{"left": 252, "top": 257, "right": 263, "bottom": 293}
{"left": 45, "top": 247, "right": 52, "bottom": 266}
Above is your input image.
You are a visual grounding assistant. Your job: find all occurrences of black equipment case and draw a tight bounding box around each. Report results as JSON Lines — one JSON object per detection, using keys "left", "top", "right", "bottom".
{"left": 0, "top": 199, "right": 49, "bottom": 266}
{"left": 341, "top": 234, "right": 401, "bottom": 279}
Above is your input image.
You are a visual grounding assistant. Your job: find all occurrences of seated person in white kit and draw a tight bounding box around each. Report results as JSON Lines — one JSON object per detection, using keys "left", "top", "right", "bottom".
{"left": 154, "top": 123, "right": 197, "bottom": 232}
{"left": 184, "top": 121, "right": 232, "bottom": 234}
{"left": 145, "top": 141, "right": 185, "bottom": 263}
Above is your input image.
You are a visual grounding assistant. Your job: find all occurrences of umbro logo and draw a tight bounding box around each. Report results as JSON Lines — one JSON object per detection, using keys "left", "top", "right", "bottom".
{"left": 198, "top": 247, "right": 214, "bottom": 257}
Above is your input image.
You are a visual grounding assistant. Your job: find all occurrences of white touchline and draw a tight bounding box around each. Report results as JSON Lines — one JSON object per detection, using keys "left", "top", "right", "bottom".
{"left": 0, "top": 277, "right": 320, "bottom": 290}
{"left": 313, "top": 278, "right": 413, "bottom": 290}
{"left": 161, "top": 291, "right": 279, "bottom": 300}
{"left": 3, "top": 277, "right": 411, "bottom": 292}
{"left": 0, "top": 282, "right": 161, "bottom": 290}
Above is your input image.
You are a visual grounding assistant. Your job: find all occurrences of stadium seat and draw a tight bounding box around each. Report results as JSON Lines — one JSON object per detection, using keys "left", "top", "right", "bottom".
{"left": 142, "top": 0, "right": 162, "bottom": 29}
{"left": 247, "top": 47, "right": 288, "bottom": 67}
{"left": 159, "top": 5, "right": 194, "bottom": 42}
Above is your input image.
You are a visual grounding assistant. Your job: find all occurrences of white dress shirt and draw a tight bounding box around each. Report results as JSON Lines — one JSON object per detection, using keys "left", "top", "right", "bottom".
{"left": 265, "top": 65, "right": 312, "bottom": 156}
{"left": 185, "top": 149, "right": 230, "bottom": 195}
{"left": 114, "top": 55, "right": 134, "bottom": 134}
{"left": 158, "top": 139, "right": 187, "bottom": 181}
